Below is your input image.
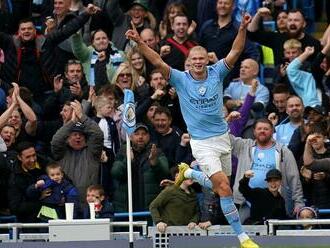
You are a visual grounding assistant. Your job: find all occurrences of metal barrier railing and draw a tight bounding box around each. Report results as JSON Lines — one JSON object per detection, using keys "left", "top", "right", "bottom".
{"left": 0, "top": 220, "right": 148, "bottom": 242}
{"left": 267, "top": 219, "right": 330, "bottom": 235}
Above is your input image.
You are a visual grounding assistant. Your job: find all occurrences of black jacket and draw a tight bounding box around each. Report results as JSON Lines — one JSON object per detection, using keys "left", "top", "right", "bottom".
{"left": 0, "top": 11, "right": 90, "bottom": 98}
{"left": 8, "top": 164, "right": 44, "bottom": 222}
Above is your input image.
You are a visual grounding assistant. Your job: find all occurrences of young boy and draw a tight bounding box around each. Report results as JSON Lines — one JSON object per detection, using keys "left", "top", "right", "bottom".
{"left": 26, "top": 163, "right": 80, "bottom": 220}
{"left": 238, "top": 169, "right": 287, "bottom": 224}
{"left": 92, "top": 96, "right": 120, "bottom": 198}
{"left": 284, "top": 39, "right": 321, "bottom": 107}
{"left": 301, "top": 124, "right": 330, "bottom": 209}
{"left": 83, "top": 185, "right": 114, "bottom": 219}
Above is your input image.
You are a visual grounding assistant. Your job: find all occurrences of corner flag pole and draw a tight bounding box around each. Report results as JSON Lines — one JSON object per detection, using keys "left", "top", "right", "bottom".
{"left": 126, "top": 133, "right": 134, "bottom": 248}
{"left": 122, "top": 89, "right": 136, "bottom": 248}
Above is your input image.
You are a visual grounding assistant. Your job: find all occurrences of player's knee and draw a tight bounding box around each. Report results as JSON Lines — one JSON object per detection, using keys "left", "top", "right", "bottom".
{"left": 213, "top": 180, "right": 232, "bottom": 196}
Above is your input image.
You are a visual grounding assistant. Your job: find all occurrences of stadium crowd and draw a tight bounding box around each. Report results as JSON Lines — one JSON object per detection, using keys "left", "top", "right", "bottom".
{"left": 0, "top": 0, "right": 330, "bottom": 237}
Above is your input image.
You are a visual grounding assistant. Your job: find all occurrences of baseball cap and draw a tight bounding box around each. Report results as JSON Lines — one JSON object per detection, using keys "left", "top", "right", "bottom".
{"left": 135, "top": 123, "right": 149, "bottom": 133}
{"left": 265, "top": 169, "right": 282, "bottom": 181}
{"left": 70, "top": 122, "right": 86, "bottom": 135}
{"left": 130, "top": 0, "right": 149, "bottom": 11}
{"left": 305, "top": 105, "right": 327, "bottom": 116}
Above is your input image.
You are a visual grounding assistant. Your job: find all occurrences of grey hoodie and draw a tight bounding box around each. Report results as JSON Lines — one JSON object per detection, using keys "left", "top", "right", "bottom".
{"left": 230, "top": 134, "right": 304, "bottom": 216}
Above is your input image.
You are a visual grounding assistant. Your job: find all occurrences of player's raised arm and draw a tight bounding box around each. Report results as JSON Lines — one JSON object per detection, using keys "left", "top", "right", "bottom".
{"left": 125, "top": 24, "right": 170, "bottom": 79}
{"left": 225, "top": 13, "right": 251, "bottom": 69}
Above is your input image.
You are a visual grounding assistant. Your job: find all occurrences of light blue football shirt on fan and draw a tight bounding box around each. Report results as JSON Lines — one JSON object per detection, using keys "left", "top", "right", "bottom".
{"left": 249, "top": 145, "right": 276, "bottom": 189}
{"left": 169, "top": 59, "right": 230, "bottom": 140}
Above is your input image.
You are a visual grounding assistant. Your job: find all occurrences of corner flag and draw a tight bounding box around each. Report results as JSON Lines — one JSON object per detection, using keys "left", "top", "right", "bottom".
{"left": 122, "top": 89, "right": 136, "bottom": 135}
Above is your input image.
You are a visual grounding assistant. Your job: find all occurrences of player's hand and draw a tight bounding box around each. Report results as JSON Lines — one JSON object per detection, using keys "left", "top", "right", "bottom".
{"left": 208, "top": 52, "right": 218, "bottom": 63}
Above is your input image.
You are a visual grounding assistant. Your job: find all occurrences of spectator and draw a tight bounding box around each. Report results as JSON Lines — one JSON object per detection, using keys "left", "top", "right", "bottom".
{"left": 7, "top": 142, "right": 46, "bottom": 222}
{"left": 111, "top": 62, "right": 163, "bottom": 124}
{"left": 107, "top": 0, "right": 155, "bottom": 51}
{"left": 274, "top": 95, "right": 304, "bottom": 146}
{"left": 267, "top": 84, "right": 290, "bottom": 127}
{"left": 273, "top": 38, "right": 302, "bottom": 90}
{"left": 127, "top": 47, "right": 149, "bottom": 100}
{"left": 92, "top": 95, "right": 120, "bottom": 198}
{"left": 140, "top": 28, "right": 160, "bottom": 51}
{"left": 224, "top": 58, "right": 269, "bottom": 113}
{"left": 71, "top": 29, "right": 126, "bottom": 90}
{"left": 83, "top": 184, "right": 114, "bottom": 219}
{"left": 160, "top": 14, "right": 197, "bottom": 71}
{"left": 149, "top": 166, "right": 199, "bottom": 233}
{"left": 111, "top": 123, "right": 169, "bottom": 212}
{"left": 44, "top": 0, "right": 80, "bottom": 73}
{"left": 26, "top": 163, "right": 80, "bottom": 220}
{"left": 0, "top": 6, "right": 98, "bottom": 104}
{"left": 43, "top": 60, "right": 88, "bottom": 121}
{"left": 296, "top": 206, "right": 319, "bottom": 230}
{"left": 230, "top": 118, "right": 304, "bottom": 218}
{"left": 239, "top": 169, "right": 287, "bottom": 224}
{"left": 0, "top": 124, "right": 16, "bottom": 150}
{"left": 300, "top": 124, "right": 330, "bottom": 209}
{"left": 151, "top": 106, "right": 182, "bottom": 168}
{"left": 0, "top": 126, "right": 11, "bottom": 215}
{"left": 0, "top": 83, "right": 37, "bottom": 143}
{"left": 51, "top": 100, "right": 103, "bottom": 202}
{"left": 158, "top": 2, "right": 196, "bottom": 40}
{"left": 140, "top": 28, "right": 161, "bottom": 75}
{"left": 199, "top": 0, "right": 259, "bottom": 83}
{"left": 288, "top": 107, "right": 327, "bottom": 163}
{"left": 286, "top": 45, "right": 321, "bottom": 107}
{"left": 247, "top": 7, "right": 321, "bottom": 66}
{"left": 276, "top": 10, "right": 288, "bottom": 34}
{"left": 148, "top": 69, "right": 184, "bottom": 131}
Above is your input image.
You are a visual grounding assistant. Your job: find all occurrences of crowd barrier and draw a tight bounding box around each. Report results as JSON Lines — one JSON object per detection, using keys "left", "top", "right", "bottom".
{"left": 148, "top": 225, "right": 267, "bottom": 248}
{"left": 0, "top": 220, "right": 148, "bottom": 242}
{"left": 2, "top": 215, "right": 330, "bottom": 247}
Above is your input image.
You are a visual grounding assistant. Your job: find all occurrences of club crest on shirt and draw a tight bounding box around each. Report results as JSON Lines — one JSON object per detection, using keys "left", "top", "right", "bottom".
{"left": 198, "top": 85, "right": 207, "bottom": 96}
{"left": 258, "top": 152, "right": 265, "bottom": 159}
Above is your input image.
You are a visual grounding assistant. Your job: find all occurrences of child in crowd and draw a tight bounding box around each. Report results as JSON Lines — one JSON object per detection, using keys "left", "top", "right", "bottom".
{"left": 300, "top": 123, "right": 330, "bottom": 209}
{"left": 239, "top": 169, "right": 287, "bottom": 224}
{"left": 297, "top": 206, "right": 319, "bottom": 230}
{"left": 149, "top": 167, "right": 199, "bottom": 233}
{"left": 92, "top": 95, "right": 120, "bottom": 199}
{"left": 284, "top": 39, "right": 321, "bottom": 107}
{"left": 83, "top": 185, "right": 114, "bottom": 219}
{"left": 26, "top": 163, "right": 80, "bottom": 220}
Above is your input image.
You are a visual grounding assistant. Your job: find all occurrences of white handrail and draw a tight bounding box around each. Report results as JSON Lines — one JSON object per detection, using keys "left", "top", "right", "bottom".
{"left": 267, "top": 219, "right": 330, "bottom": 235}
